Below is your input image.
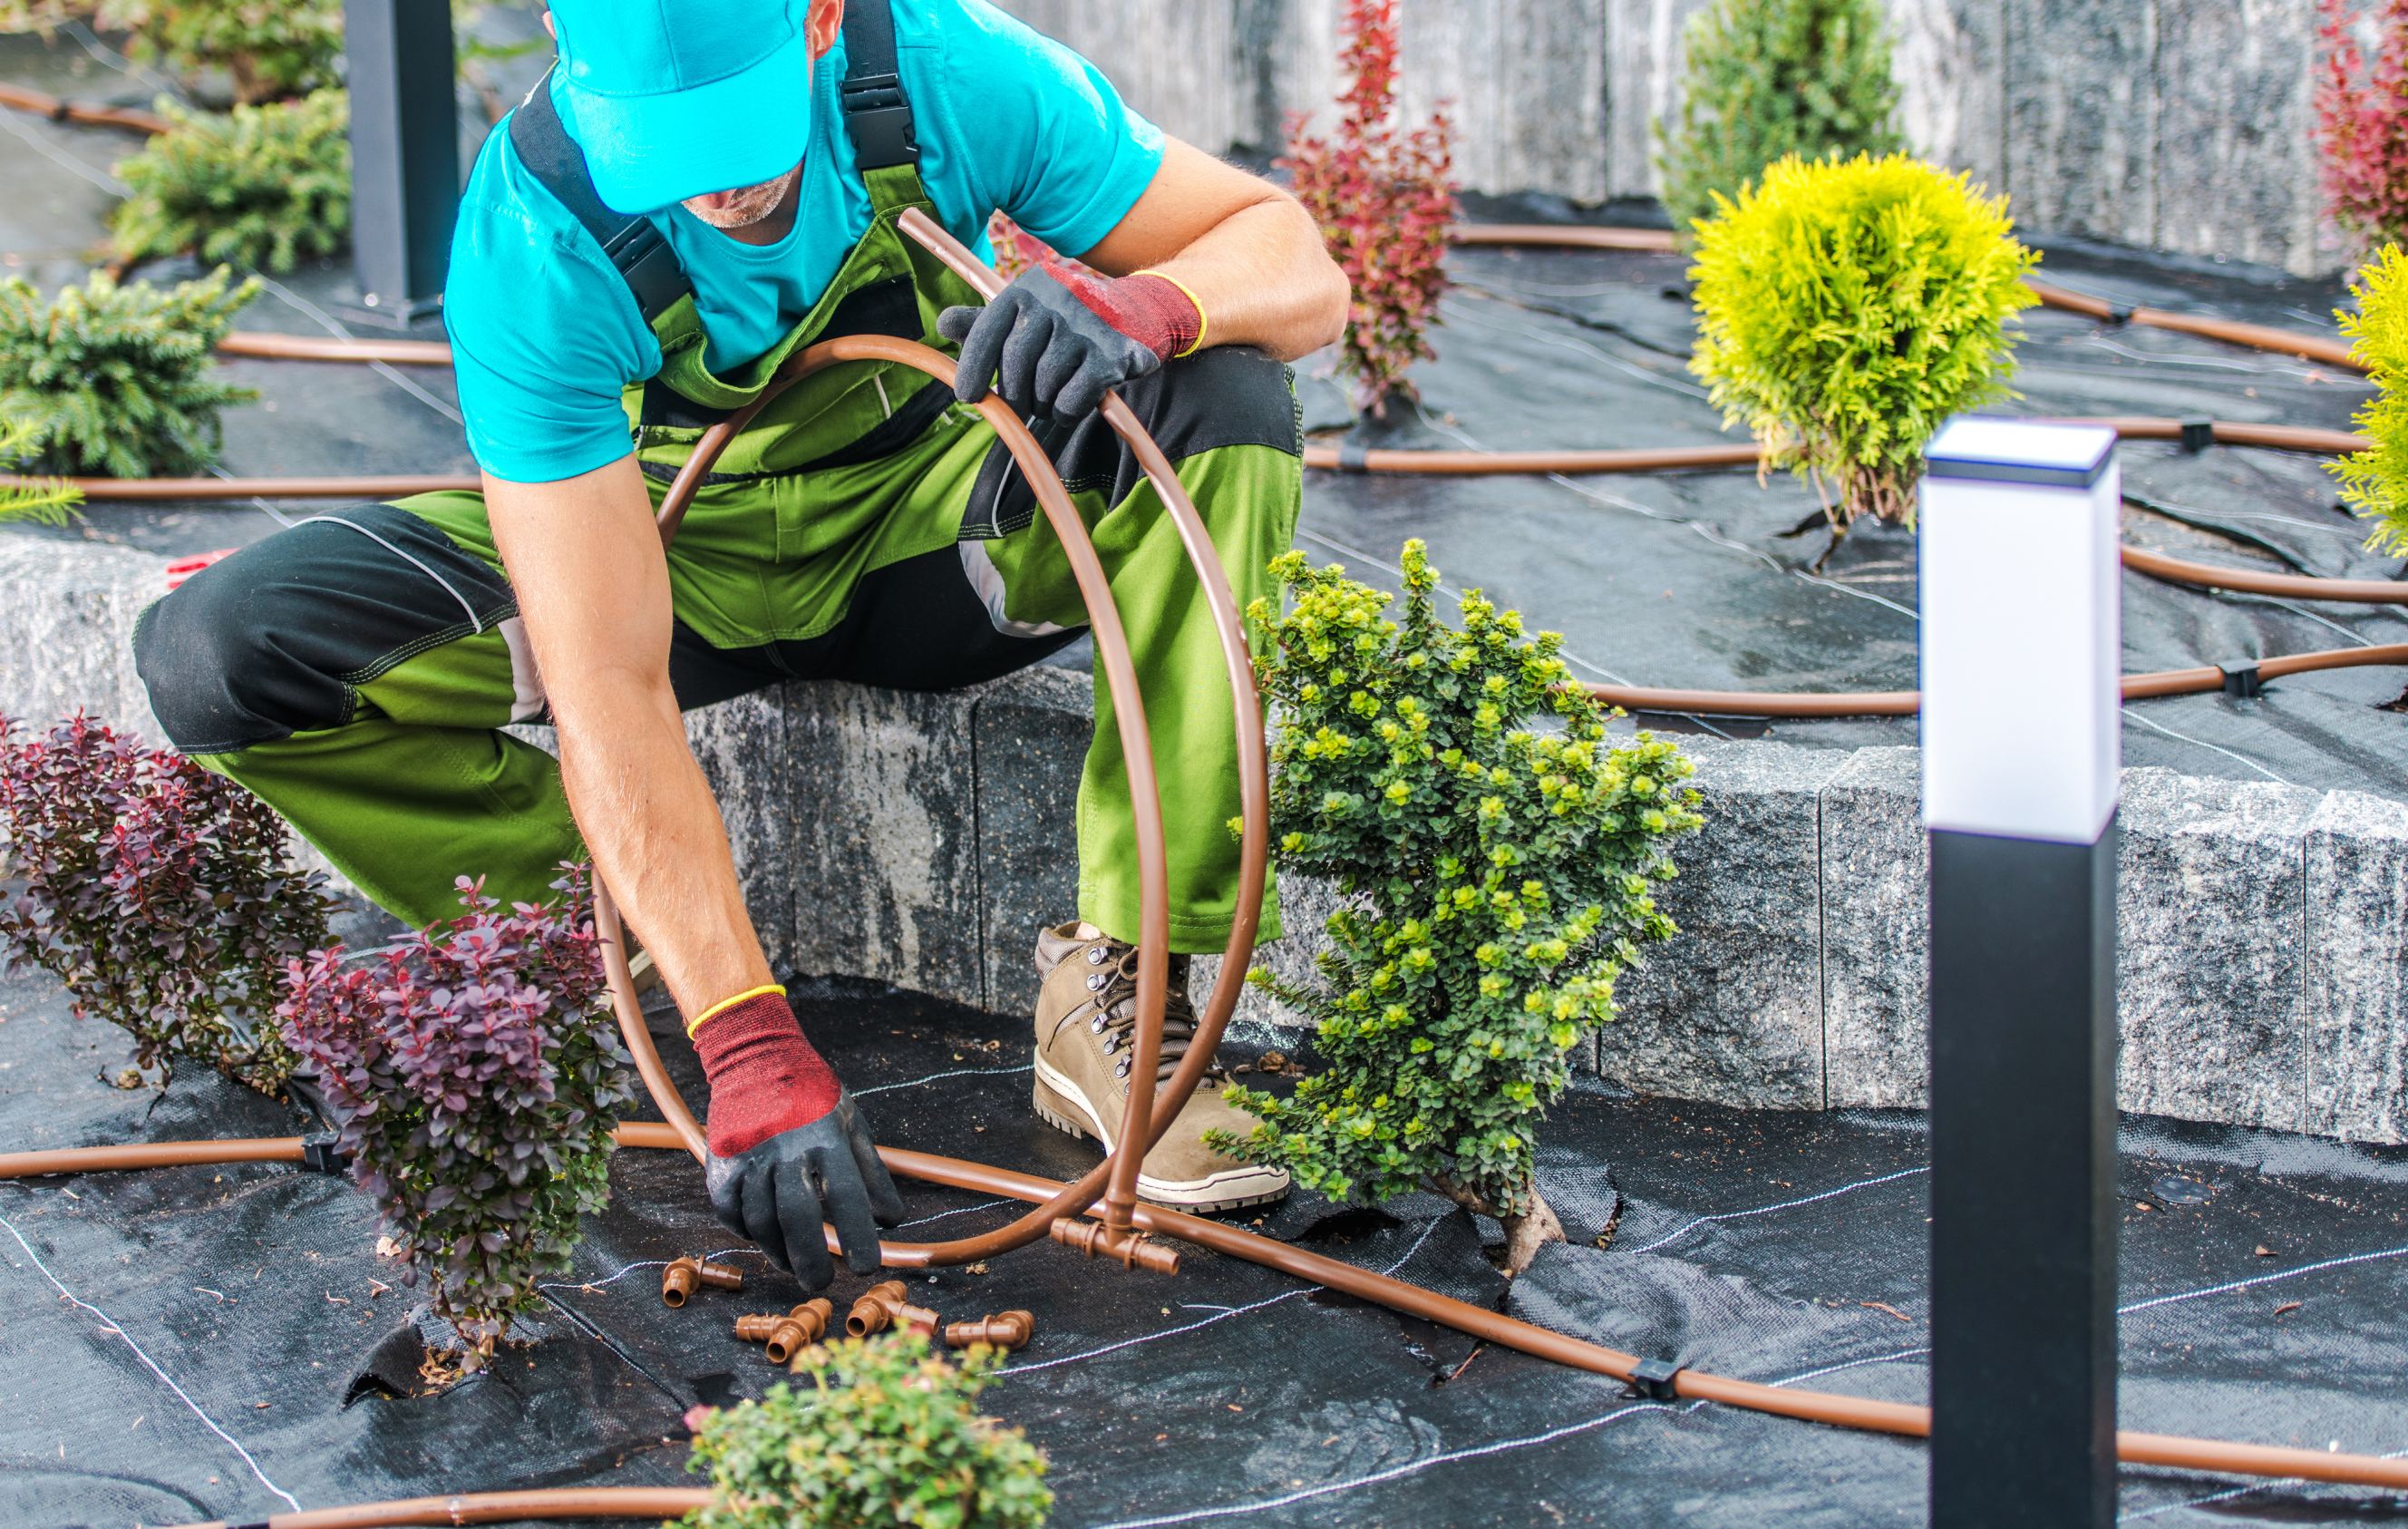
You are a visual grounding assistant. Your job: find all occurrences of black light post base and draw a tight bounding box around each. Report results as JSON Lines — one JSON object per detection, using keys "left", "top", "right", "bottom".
{"left": 1928, "top": 822, "right": 2118, "bottom": 1529}
{"left": 345, "top": 0, "right": 459, "bottom": 326}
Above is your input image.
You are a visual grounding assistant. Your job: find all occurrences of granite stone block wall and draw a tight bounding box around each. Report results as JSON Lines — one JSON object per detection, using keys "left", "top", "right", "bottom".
{"left": 991, "top": 0, "right": 2343, "bottom": 276}
{"left": 9, "top": 532, "right": 2408, "bottom": 1143}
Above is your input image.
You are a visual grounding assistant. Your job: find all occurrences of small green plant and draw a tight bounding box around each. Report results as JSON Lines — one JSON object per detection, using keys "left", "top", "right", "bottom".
{"left": 0, "top": 421, "right": 80, "bottom": 527}
{"left": 279, "top": 867, "right": 633, "bottom": 1366}
{"left": 685, "top": 1330, "right": 1052, "bottom": 1529}
{"left": 1656, "top": 0, "right": 1904, "bottom": 242}
{"left": 1688, "top": 152, "right": 2037, "bottom": 536}
{"left": 112, "top": 90, "right": 350, "bottom": 273}
{"left": 2332, "top": 243, "right": 2408, "bottom": 555}
{"left": 95, "top": 0, "right": 343, "bottom": 105}
{"left": 1212, "top": 542, "right": 1704, "bottom": 1273}
{"left": 0, "top": 714, "right": 332, "bottom": 1094}
{"left": 0, "top": 266, "right": 259, "bottom": 478}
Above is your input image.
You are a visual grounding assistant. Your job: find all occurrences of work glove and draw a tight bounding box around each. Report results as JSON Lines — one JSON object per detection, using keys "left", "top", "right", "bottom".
{"left": 938, "top": 260, "right": 1203, "bottom": 422}
{"left": 692, "top": 988, "right": 905, "bottom": 1289}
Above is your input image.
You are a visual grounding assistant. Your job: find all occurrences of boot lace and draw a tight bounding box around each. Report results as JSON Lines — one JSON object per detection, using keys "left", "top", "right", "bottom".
{"left": 1083, "top": 942, "right": 1219, "bottom": 1095}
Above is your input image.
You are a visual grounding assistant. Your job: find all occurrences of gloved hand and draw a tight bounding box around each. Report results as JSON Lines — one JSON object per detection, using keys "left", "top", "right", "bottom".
{"left": 692, "top": 987, "right": 904, "bottom": 1288}
{"left": 937, "top": 260, "right": 1203, "bottom": 422}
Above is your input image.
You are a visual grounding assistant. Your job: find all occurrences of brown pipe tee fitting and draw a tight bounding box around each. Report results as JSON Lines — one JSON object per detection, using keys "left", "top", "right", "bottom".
{"left": 661, "top": 1255, "right": 745, "bottom": 1308}
{"left": 734, "top": 1299, "right": 836, "bottom": 1362}
{"left": 945, "top": 1310, "right": 1035, "bottom": 1351}
{"left": 845, "top": 1279, "right": 941, "bottom": 1339}
{"left": 1050, "top": 1217, "right": 1180, "bottom": 1274}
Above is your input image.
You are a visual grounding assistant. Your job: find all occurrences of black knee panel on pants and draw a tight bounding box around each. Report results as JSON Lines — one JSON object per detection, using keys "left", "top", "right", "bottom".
{"left": 962, "top": 345, "right": 1300, "bottom": 540}
{"left": 134, "top": 506, "right": 515, "bottom": 755}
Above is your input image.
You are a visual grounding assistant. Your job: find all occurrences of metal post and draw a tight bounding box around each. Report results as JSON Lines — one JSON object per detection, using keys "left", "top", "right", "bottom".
{"left": 345, "top": 0, "right": 459, "bottom": 324}
{"left": 1921, "top": 418, "right": 2122, "bottom": 1529}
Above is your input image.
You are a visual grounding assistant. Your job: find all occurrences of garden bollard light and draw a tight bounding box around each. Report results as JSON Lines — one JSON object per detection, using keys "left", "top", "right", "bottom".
{"left": 660, "top": 1255, "right": 745, "bottom": 1308}
{"left": 1920, "top": 417, "right": 2121, "bottom": 1529}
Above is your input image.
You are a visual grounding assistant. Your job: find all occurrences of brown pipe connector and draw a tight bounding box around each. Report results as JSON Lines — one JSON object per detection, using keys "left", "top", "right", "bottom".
{"left": 945, "top": 1310, "right": 1035, "bottom": 1352}
{"left": 733, "top": 1299, "right": 836, "bottom": 1363}
{"left": 660, "top": 1255, "right": 744, "bottom": 1308}
{"left": 845, "top": 1279, "right": 941, "bottom": 1339}
{"left": 1049, "top": 1216, "right": 1181, "bottom": 1274}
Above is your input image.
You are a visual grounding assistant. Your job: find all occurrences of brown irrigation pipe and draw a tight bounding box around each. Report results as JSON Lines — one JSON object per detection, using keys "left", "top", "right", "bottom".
{"left": 5, "top": 473, "right": 480, "bottom": 502}
{"left": 0, "top": 80, "right": 170, "bottom": 135}
{"left": 2122, "top": 544, "right": 2408, "bottom": 605}
{"left": 2024, "top": 278, "right": 2364, "bottom": 372}
{"left": 162, "top": 1487, "right": 708, "bottom": 1528}
{"left": 215, "top": 333, "right": 456, "bottom": 366}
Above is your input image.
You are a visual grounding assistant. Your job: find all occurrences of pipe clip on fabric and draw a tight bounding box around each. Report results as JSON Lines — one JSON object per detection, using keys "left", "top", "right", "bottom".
{"left": 2106, "top": 301, "right": 2138, "bottom": 326}
{"left": 1336, "top": 439, "right": 1372, "bottom": 473}
{"left": 299, "top": 1133, "right": 349, "bottom": 1175}
{"left": 1623, "top": 1357, "right": 1685, "bottom": 1403}
{"left": 2219, "top": 659, "right": 2265, "bottom": 699}
{"left": 2180, "top": 418, "right": 2216, "bottom": 454}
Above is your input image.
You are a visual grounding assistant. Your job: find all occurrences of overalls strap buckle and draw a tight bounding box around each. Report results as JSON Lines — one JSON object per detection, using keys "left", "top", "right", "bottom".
{"left": 840, "top": 0, "right": 919, "bottom": 169}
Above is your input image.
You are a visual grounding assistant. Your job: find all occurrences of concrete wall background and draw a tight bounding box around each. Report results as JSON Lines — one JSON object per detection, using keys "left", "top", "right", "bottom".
{"left": 993, "top": 0, "right": 2340, "bottom": 276}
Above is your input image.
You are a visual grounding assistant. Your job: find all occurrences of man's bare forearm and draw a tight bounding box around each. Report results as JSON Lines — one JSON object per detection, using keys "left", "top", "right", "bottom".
{"left": 485, "top": 459, "right": 772, "bottom": 1023}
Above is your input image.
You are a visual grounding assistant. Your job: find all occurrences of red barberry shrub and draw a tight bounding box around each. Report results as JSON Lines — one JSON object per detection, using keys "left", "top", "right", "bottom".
{"left": 2317, "top": 0, "right": 2408, "bottom": 254}
{"left": 0, "top": 713, "right": 332, "bottom": 1094}
{"left": 1281, "top": 0, "right": 1457, "bottom": 417}
{"left": 279, "top": 865, "right": 634, "bottom": 1364}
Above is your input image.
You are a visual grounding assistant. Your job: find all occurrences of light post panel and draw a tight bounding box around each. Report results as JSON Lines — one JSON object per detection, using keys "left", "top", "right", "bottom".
{"left": 1920, "top": 417, "right": 2121, "bottom": 1529}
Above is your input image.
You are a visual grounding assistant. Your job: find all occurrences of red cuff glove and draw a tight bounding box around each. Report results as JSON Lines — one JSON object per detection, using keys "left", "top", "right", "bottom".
{"left": 691, "top": 989, "right": 840, "bottom": 1159}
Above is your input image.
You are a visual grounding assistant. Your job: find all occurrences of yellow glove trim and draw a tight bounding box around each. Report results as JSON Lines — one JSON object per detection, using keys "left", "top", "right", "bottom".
{"left": 1133, "top": 268, "right": 1209, "bottom": 359}
{"left": 686, "top": 982, "right": 788, "bottom": 1039}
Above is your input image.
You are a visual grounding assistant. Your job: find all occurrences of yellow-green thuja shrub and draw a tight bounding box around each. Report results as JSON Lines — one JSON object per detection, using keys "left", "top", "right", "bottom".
{"left": 2332, "top": 244, "right": 2408, "bottom": 557}
{"left": 1211, "top": 541, "right": 1703, "bottom": 1274}
{"left": 1688, "top": 152, "right": 2038, "bottom": 534}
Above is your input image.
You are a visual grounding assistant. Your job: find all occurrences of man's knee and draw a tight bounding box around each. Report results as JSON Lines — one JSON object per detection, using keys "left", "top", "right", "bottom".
{"left": 135, "top": 548, "right": 342, "bottom": 755}
{"left": 1124, "top": 345, "right": 1301, "bottom": 466}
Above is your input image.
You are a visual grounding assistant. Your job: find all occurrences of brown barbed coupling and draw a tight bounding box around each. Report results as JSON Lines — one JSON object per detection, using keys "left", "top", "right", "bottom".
{"left": 660, "top": 1255, "right": 745, "bottom": 1308}
{"left": 1049, "top": 1217, "right": 1180, "bottom": 1274}
{"left": 845, "top": 1279, "right": 940, "bottom": 1339}
{"left": 945, "top": 1310, "right": 1035, "bottom": 1351}
{"left": 733, "top": 1299, "right": 836, "bottom": 1363}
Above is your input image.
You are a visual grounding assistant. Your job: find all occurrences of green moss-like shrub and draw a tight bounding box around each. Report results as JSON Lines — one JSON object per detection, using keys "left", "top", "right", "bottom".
{"left": 96, "top": 0, "right": 343, "bottom": 105}
{"left": 685, "top": 1331, "right": 1052, "bottom": 1529}
{"left": 0, "top": 266, "right": 259, "bottom": 478}
{"left": 1656, "top": 0, "right": 1903, "bottom": 242}
{"left": 1688, "top": 152, "right": 2037, "bottom": 533}
{"left": 112, "top": 90, "right": 350, "bottom": 273}
{"left": 0, "top": 421, "right": 80, "bottom": 527}
{"left": 279, "top": 868, "right": 634, "bottom": 1366}
{"left": 0, "top": 714, "right": 332, "bottom": 1094}
{"left": 2333, "top": 243, "right": 2408, "bottom": 555}
{"left": 1211, "top": 542, "right": 1704, "bottom": 1272}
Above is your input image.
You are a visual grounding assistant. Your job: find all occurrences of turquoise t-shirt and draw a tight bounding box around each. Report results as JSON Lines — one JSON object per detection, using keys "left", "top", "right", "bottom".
{"left": 443, "top": 0, "right": 1167, "bottom": 484}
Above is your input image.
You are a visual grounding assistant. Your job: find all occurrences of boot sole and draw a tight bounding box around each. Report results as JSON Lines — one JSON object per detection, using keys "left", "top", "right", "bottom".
{"left": 1031, "top": 1058, "right": 1290, "bottom": 1213}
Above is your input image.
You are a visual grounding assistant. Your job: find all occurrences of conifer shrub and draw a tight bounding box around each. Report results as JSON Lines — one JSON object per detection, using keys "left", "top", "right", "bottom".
{"left": 0, "top": 420, "right": 80, "bottom": 527}
{"left": 1211, "top": 542, "right": 1704, "bottom": 1273}
{"left": 1281, "top": 0, "right": 1456, "bottom": 417}
{"left": 96, "top": 0, "right": 343, "bottom": 105}
{"left": 278, "top": 867, "right": 634, "bottom": 1366}
{"left": 684, "top": 1330, "right": 1052, "bottom": 1529}
{"left": 1688, "top": 152, "right": 2036, "bottom": 534}
{"left": 112, "top": 90, "right": 350, "bottom": 273}
{"left": 0, "top": 714, "right": 332, "bottom": 1094}
{"left": 2316, "top": 0, "right": 2408, "bottom": 256}
{"left": 2331, "top": 244, "right": 2408, "bottom": 555}
{"left": 1656, "top": 0, "right": 1903, "bottom": 242}
{"left": 0, "top": 266, "right": 259, "bottom": 478}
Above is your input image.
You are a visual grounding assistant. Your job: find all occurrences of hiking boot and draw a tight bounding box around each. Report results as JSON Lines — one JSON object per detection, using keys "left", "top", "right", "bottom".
{"left": 1031, "top": 922, "right": 1289, "bottom": 1212}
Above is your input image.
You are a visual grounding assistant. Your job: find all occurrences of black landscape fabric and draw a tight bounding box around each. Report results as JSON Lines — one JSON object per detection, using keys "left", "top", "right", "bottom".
{"left": 5, "top": 911, "right": 2408, "bottom": 1528}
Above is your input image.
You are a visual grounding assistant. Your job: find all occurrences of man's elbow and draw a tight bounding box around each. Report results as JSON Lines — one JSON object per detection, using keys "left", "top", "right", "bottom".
{"left": 1275, "top": 197, "right": 1353, "bottom": 356}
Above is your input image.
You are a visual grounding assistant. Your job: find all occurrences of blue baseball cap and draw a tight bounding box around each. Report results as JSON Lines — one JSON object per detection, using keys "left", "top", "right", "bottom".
{"left": 547, "top": 0, "right": 818, "bottom": 214}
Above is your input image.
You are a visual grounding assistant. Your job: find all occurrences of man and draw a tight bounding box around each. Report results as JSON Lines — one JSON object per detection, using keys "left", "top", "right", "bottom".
{"left": 132, "top": 0, "right": 1347, "bottom": 1288}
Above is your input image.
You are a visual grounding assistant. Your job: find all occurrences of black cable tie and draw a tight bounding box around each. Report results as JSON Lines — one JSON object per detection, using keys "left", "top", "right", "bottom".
{"left": 46, "top": 100, "right": 72, "bottom": 122}
{"left": 1336, "top": 439, "right": 1371, "bottom": 473}
{"left": 299, "top": 1132, "right": 350, "bottom": 1175}
{"left": 228, "top": 1521, "right": 272, "bottom": 1529}
{"left": 2219, "top": 659, "right": 2264, "bottom": 699}
{"left": 2180, "top": 418, "right": 2216, "bottom": 453}
{"left": 1623, "top": 1356, "right": 1685, "bottom": 1402}
{"left": 2105, "top": 301, "right": 2137, "bottom": 326}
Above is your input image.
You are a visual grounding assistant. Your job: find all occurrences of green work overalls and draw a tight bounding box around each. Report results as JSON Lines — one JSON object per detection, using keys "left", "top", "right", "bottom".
{"left": 132, "top": 28, "right": 1301, "bottom": 956}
